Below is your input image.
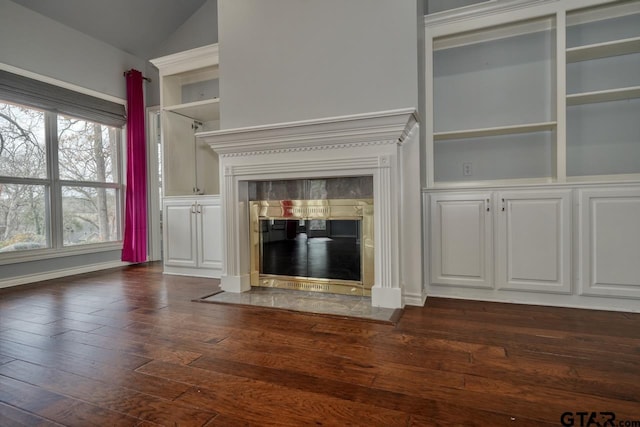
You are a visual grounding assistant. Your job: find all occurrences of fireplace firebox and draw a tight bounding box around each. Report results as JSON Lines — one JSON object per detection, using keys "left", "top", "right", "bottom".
{"left": 250, "top": 199, "right": 374, "bottom": 296}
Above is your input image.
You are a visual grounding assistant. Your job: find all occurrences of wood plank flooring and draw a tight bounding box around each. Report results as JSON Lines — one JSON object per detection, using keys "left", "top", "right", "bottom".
{"left": 0, "top": 262, "right": 639, "bottom": 426}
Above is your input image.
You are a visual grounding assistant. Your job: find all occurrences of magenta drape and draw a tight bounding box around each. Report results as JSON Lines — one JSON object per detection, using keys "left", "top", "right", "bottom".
{"left": 122, "top": 69, "right": 147, "bottom": 262}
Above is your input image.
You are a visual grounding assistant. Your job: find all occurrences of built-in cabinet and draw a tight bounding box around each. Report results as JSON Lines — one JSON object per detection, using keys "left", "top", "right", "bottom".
{"left": 578, "top": 187, "right": 640, "bottom": 298}
{"left": 495, "top": 190, "right": 571, "bottom": 294}
{"left": 425, "top": 0, "right": 640, "bottom": 309}
{"left": 150, "top": 44, "right": 223, "bottom": 278}
{"left": 163, "top": 197, "right": 222, "bottom": 277}
{"left": 430, "top": 193, "right": 493, "bottom": 288}
{"left": 431, "top": 190, "right": 571, "bottom": 294}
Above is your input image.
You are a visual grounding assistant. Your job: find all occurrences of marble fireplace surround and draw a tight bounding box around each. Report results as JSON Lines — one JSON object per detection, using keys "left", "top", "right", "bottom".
{"left": 196, "top": 108, "right": 421, "bottom": 309}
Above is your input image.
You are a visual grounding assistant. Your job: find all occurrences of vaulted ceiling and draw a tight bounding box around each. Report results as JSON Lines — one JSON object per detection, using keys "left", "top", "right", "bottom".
{"left": 9, "top": 0, "right": 208, "bottom": 58}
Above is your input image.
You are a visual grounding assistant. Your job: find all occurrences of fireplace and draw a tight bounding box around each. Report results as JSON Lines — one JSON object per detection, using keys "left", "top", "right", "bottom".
{"left": 250, "top": 198, "right": 374, "bottom": 296}
{"left": 196, "top": 108, "right": 423, "bottom": 309}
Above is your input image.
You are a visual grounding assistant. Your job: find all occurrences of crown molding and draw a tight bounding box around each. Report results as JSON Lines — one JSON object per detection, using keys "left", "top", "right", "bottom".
{"left": 150, "top": 43, "right": 219, "bottom": 76}
{"left": 424, "top": 0, "right": 558, "bottom": 28}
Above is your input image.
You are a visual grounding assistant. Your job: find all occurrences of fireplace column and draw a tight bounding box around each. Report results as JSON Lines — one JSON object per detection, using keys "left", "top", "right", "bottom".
{"left": 373, "top": 155, "right": 402, "bottom": 307}
{"left": 219, "top": 168, "right": 251, "bottom": 293}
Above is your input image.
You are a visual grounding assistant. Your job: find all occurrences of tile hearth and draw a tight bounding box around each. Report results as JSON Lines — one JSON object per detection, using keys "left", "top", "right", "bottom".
{"left": 198, "top": 287, "right": 401, "bottom": 324}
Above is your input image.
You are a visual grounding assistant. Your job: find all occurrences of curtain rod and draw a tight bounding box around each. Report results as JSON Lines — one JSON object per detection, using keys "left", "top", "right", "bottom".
{"left": 123, "top": 71, "right": 152, "bottom": 82}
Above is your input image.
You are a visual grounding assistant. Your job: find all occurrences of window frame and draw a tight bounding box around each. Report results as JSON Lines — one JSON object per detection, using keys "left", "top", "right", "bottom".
{"left": 0, "top": 100, "right": 125, "bottom": 265}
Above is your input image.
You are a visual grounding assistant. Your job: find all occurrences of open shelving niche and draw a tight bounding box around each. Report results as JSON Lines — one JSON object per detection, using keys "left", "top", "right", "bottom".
{"left": 429, "top": 14, "right": 558, "bottom": 187}
{"left": 151, "top": 44, "right": 221, "bottom": 197}
{"left": 565, "top": 1, "right": 640, "bottom": 181}
{"left": 425, "top": 0, "right": 640, "bottom": 189}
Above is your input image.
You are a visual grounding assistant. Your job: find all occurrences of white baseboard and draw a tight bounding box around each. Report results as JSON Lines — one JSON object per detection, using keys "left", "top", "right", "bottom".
{"left": 0, "top": 260, "right": 131, "bottom": 289}
{"left": 163, "top": 265, "right": 222, "bottom": 279}
{"left": 427, "top": 286, "right": 640, "bottom": 313}
{"left": 404, "top": 290, "right": 428, "bottom": 307}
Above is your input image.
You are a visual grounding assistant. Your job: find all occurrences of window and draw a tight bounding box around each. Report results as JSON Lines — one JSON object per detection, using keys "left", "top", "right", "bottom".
{"left": 0, "top": 100, "right": 123, "bottom": 253}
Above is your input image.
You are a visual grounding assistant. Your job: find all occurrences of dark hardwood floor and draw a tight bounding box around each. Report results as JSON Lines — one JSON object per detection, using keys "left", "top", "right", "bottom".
{"left": 1, "top": 263, "right": 639, "bottom": 426}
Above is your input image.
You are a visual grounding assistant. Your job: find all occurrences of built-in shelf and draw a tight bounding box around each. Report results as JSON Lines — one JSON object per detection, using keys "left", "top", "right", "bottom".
{"left": 433, "top": 121, "right": 557, "bottom": 141}
{"left": 566, "top": 173, "right": 640, "bottom": 183}
{"left": 433, "top": 16, "right": 554, "bottom": 51}
{"left": 567, "top": 86, "right": 640, "bottom": 106}
{"left": 566, "top": 36, "right": 640, "bottom": 63}
{"left": 433, "top": 176, "right": 555, "bottom": 189}
{"left": 164, "top": 99, "right": 220, "bottom": 122}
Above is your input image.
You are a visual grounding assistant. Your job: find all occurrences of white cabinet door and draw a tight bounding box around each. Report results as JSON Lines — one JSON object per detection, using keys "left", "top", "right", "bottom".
{"left": 430, "top": 193, "right": 493, "bottom": 288}
{"left": 163, "top": 113, "right": 196, "bottom": 196}
{"left": 496, "top": 190, "right": 572, "bottom": 293}
{"left": 197, "top": 199, "right": 223, "bottom": 270}
{"left": 164, "top": 200, "right": 197, "bottom": 268}
{"left": 579, "top": 187, "right": 640, "bottom": 299}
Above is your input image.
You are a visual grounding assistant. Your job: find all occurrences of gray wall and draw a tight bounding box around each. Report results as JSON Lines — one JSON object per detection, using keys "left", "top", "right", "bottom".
{"left": 217, "top": 0, "right": 420, "bottom": 129}
{"left": 0, "top": 0, "right": 145, "bottom": 100}
{"left": 152, "top": 0, "right": 218, "bottom": 58}
{"left": 146, "top": 0, "right": 219, "bottom": 106}
{"left": 0, "top": 0, "right": 141, "bottom": 282}
{"left": 425, "top": 0, "right": 489, "bottom": 14}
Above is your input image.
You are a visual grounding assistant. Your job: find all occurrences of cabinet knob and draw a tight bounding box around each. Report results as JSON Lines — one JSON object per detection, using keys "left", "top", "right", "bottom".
{"left": 486, "top": 199, "right": 490, "bottom": 212}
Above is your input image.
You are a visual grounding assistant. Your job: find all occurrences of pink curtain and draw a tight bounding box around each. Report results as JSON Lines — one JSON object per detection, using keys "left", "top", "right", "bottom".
{"left": 122, "top": 69, "right": 147, "bottom": 262}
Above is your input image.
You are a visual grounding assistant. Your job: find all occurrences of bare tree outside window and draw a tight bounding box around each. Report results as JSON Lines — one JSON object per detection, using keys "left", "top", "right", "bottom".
{"left": 0, "top": 102, "right": 48, "bottom": 251}
{"left": 0, "top": 102, "right": 46, "bottom": 178}
{"left": 0, "top": 101, "right": 122, "bottom": 252}
{"left": 58, "top": 115, "right": 120, "bottom": 246}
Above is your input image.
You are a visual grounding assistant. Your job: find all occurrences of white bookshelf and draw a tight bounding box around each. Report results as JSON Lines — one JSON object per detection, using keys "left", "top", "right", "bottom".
{"left": 565, "top": 1, "right": 640, "bottom": 179}
{"left": 150, "top": 44, "right": 221, "bottom": 197}
{"left": 426, "top": 0, "right": 640, "bottom": 188}
{"left": 430, "top": 14, "right": 556, "bottom": 185}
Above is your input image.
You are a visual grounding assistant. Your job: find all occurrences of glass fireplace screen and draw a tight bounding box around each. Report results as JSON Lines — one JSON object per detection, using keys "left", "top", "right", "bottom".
{"left": 259, "top": 219, "right": 361, "bottom": 282}
{"left": 250, "top": 199, "right": 374, "bottom": 295}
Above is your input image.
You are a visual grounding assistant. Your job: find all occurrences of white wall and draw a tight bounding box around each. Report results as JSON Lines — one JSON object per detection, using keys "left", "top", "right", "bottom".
{"left": 0, "top": 0, "right": 145, "bottom": 100}
{"left": 217, "top": 0, "right": 420, "bottom": 129}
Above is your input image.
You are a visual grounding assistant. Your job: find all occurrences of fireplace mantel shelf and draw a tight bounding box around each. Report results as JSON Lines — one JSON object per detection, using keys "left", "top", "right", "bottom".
{"left": 195, "top": 108, "right": 423, "bottom": 309}
{"left": 196, "top": 108, "right": 418, "bottom": 156}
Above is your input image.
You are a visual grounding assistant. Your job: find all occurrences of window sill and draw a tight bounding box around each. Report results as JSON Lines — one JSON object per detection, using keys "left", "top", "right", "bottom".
{"left": 0, "top": 242, "right": 123, "bottom": 266}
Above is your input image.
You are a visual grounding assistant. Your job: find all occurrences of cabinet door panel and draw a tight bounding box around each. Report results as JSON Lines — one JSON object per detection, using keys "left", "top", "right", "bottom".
{"left": 580, "top": 187, "right": 640, "bottom": 298}
{"left": 431, "top": 193, "right": 493, "bottom": 288}
{"left": 163, "top": 114, "right": 195, "bottom": 196}
{"left": 164, "top": 202, "right": 197, "bottom": 268}
{"left": 496, "top": 190, "right": 571, "bottom": 293}
{"left": 198, "top": 201, "right": 223, "bottom": 269}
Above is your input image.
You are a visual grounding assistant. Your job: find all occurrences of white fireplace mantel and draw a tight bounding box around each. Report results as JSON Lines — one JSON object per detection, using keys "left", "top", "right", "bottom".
{"left": 196, "top": 108, "right": 423, "bottom": 309}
